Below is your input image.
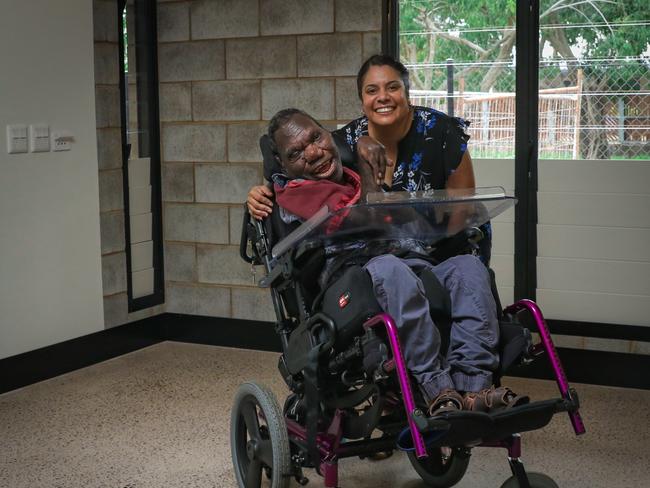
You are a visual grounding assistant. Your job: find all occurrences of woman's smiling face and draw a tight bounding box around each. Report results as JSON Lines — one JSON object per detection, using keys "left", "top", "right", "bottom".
{"left": 360, "top": 64, "right": 410, "bottom": 128}
{"left": 275, "top": 114, "right": 343, "bottom": 182}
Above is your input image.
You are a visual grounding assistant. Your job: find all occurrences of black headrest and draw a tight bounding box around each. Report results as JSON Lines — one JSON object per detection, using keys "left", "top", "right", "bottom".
{"left": 333, "top": 131, "right": 356, "bottom": 167}
{"left": 260, "top": 131, "right": 356, "bottom": 182}
{"left": 259, "top": 134, "right": 279, "bottom": 182}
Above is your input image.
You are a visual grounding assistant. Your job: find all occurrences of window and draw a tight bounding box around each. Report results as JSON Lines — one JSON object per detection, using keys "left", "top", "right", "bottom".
{"left": 394, "top": 0, "right": 650, "bottom": 327}
{"left": 118, "top": 0, "right": 164, "bottom": 311}
{"left": 538, "top": 1, "right": 649, "bottom": 160}
{"left": 399, "top": 1, "right": 518, "bottom": 158}
{"left": 536, "top": 1, "right": 650, "bottom": 327}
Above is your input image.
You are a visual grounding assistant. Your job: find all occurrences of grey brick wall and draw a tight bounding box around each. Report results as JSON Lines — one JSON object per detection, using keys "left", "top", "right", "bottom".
{"left": 158, "top": 0, "right": 382, "bottom": 322}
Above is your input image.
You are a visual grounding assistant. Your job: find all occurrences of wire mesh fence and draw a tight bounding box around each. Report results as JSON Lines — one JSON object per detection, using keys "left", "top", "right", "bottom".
{"left": 408, "top": 58, "right": 650, "bottom": 159}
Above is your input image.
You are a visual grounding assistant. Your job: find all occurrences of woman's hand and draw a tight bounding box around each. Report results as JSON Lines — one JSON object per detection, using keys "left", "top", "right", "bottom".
{"left": 247, "top": 184, "right": 274, "bottom": 220}
{"left": 357, "top": 136, "right": 393, "bottom": 185}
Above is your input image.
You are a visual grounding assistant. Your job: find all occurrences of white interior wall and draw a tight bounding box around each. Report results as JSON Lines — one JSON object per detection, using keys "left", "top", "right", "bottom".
{"left": 537, "top": 158, "right": 650, "bottom": 326}
{"left": 475, "top": 156, "right": 650, "bottom": 328}
{"left": 0, "top": 0, "right": 104, "bottom": 359}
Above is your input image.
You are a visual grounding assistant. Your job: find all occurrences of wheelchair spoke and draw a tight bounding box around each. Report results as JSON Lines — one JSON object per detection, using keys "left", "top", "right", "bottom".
{"left": 245, "top": 459, "right": 263, "bottom": 488}
{"left": 242, "top": 400, "right": 261, "bottom": 441}
{"left": 257, "top": 439, "right": 274, "bottom": 467}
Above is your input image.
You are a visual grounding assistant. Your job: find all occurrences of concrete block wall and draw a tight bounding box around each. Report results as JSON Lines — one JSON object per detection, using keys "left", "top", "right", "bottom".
{"left": 158, "top": 0, "right": 382, "bottom": 321}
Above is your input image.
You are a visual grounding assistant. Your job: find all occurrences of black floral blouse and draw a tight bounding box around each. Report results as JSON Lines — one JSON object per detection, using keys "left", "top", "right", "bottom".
{"left": 333, "top": 106, "right": 471, "bottom": 192}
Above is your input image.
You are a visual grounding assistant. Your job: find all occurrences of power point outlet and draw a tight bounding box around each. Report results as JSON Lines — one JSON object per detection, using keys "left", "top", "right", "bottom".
{"left": 52, "top": 131, "right": 73, "bottom": 151}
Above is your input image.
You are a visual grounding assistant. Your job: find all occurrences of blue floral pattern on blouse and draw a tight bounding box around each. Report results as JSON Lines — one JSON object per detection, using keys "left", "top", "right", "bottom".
{"left": 335, "top": 106, "right": 469, "bottom": 194}
{"left": 416, "top": 110, "right": 437, "bottom": 134}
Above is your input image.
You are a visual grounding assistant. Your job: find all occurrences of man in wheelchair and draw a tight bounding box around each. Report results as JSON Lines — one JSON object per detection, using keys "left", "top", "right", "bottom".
{"left": 267, "top": 108, "right": 528, "bottom": 417}
{"left": 232, "top": 108, "right": 585, "bottom": 488}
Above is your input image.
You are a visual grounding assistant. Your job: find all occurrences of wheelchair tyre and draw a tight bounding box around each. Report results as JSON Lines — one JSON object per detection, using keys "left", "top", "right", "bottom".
{"left": 230, "top": 382, "right": 291, "bottom": 488}
{"left": 407, "top": 447, "right": 470, "bottom": 488}
{"left": 500, "top": 472, "right": 559, "bottom": 488}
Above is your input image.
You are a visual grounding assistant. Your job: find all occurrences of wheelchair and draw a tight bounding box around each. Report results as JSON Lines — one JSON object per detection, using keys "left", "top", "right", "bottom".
{"left": 231, "top": 141, "right": 585, "bottom": 488}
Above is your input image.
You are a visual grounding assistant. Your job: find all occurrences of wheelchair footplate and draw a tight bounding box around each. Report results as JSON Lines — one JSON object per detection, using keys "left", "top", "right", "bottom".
{"left": 402, "top": 392, "right": 580, "bottom": 450}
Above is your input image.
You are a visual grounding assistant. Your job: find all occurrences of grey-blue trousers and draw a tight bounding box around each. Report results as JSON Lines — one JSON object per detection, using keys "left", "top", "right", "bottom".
{"left": 363, "top": 254, "right": 499, "bottom": 403}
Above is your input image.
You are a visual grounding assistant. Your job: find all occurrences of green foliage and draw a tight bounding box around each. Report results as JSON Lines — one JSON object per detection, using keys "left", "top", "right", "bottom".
{"left": 399, "top": 0, "right": 649, "bottom": 92}
{"left": 400, "top": 0, "right": 515, "bottom": 61}
{"left": 543, "top": 0, "right": 648, "bottom": 58}
{"left": 539, "top": 0, "right": 650, "bottom": 90}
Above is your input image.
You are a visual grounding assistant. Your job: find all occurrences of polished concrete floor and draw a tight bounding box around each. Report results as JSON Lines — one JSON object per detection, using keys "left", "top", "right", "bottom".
{"left": 1, "top": 341, "right": 649, "bottom": 487}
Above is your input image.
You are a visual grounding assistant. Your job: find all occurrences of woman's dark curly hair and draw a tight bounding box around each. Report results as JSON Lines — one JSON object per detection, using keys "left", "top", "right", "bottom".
{"left": 356, "top": 54, "right": 410, "bottom": 100}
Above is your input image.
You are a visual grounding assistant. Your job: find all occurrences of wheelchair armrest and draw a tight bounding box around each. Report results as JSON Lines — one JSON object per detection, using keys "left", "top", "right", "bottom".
{"left": 294, "top": 238, "right": 324, "bottom": 263}
{"left": 258, "top": 261, "right": 284, "bottom": 288}
{"left": 259, "top": 240, "right": 325, "bottom": 289}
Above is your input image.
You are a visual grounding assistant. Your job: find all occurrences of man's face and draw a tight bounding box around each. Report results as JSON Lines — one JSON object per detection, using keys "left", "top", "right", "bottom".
{"left": 275, "top": 114, "right": 343, "bottom": 182}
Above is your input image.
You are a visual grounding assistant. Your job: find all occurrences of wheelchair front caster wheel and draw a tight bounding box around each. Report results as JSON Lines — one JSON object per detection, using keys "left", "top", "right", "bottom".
{"left": 231, "top": 382, "right": 291, "bottom": 488}
{"left": 500, "top": 472, "right": 559, "bottom": 488}
{"left": 407, "top": 447, "right": 470, "bottom": 488}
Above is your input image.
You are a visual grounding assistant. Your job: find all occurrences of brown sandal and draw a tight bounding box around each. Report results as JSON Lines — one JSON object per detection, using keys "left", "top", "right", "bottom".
{"left": 462, "top": 390, "right": 489, "bottom": 412}
{"left": 428, "top": 389, "right": 463, "bottom": 417}
{"left": 463, "top": 386, "right": 529, "bottom": 413}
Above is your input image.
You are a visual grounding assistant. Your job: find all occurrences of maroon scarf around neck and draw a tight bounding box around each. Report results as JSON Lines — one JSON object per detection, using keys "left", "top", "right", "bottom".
{"left": 274, "top": 167, "right": 361, "bottom": 221}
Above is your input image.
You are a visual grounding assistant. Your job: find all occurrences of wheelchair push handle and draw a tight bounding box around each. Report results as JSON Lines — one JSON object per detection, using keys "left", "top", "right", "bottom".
{"left": 239, "top": 205, "right": 254, "bottom": 263}
{"left": 239, "top": 204, "right": 268, "bottom": 265}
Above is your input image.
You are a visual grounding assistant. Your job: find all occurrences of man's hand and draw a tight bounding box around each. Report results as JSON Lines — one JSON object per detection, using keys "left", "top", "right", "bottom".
{"left": 356, "top": 158, "right": 380, "bottom": 200}
{"left": 357, "top": 136, "right": 393, "bottom": 185}
{"left": 247, "top": 184, "right": 274, "bottom": 220}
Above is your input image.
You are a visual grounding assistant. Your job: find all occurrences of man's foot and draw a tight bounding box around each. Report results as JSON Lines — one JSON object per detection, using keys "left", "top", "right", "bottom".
{"left": 428, "top": 389, "right": 463, "bottom": 417}
{"left": 463, "top": 386, "right": 529, "bottom": 412}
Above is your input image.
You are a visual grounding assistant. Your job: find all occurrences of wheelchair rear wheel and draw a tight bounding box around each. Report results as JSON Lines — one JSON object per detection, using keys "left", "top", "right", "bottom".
{"left": 500, "top": 472, "right": 559, "bottom": 488}
{"left": 231, "top": 382, "right": 291, "bottom": 488}
{"left": 407, "top": 446, "right": 471, "bottom": 488}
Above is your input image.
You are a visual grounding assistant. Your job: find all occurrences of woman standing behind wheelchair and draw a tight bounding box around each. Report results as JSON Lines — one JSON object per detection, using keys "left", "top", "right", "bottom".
{"left": 247, "top": 54, "right": 523, "bottom": 414}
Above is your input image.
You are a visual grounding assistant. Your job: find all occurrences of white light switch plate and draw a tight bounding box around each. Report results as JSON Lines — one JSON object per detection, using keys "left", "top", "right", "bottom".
{"left": 30, "top": 124, "right": 50, "bottom": 152}
{"left": 7, "top": 125, "right": 28, "bottom": 153}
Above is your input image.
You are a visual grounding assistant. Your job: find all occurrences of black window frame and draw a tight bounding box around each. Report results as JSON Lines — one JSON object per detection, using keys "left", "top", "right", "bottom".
{"left": 117, "top": 0, "right": 165, "bottom": 312}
